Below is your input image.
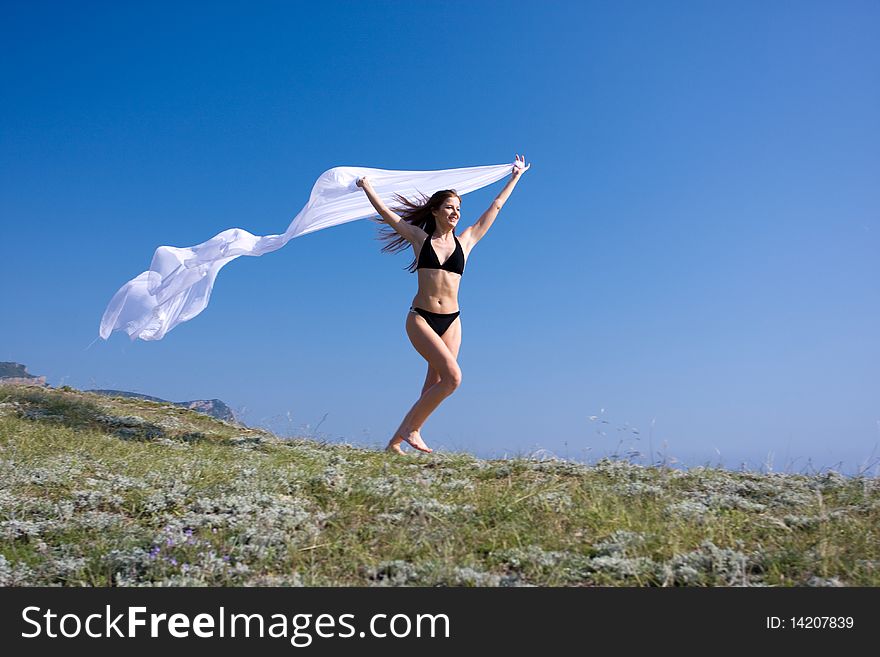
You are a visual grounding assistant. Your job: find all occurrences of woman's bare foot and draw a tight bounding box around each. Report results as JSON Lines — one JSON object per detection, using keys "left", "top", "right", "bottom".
{"left": 401, "top": 430, "right": 433, "bottom": 453}
{"left": 385, "top": 441, "right": 406, "bottom": 455}
{"left": 385, "top": 431, "right": 433, "bottom": 455}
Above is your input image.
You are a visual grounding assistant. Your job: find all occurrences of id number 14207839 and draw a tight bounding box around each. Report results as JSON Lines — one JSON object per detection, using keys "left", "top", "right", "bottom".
{"left": 766, "top": 616, "right": 854, "bottom": 629}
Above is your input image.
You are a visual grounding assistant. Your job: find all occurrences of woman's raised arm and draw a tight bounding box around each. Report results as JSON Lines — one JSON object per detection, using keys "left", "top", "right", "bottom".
{"left": 461, "top": 154, "right": 530, "bottom": 247}
{"left": 357, "top": 177, "right": 424, "bottom": 244}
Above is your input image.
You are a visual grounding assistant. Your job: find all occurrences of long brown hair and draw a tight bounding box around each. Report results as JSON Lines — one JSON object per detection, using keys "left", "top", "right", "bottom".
{"left": 377, "top": 189, "right": 461, "bottom": 272}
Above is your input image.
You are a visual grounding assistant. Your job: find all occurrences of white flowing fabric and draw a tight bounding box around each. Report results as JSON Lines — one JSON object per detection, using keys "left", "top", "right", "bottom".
{"left": 100, "top": 162, "right": 515, "bottom": 341}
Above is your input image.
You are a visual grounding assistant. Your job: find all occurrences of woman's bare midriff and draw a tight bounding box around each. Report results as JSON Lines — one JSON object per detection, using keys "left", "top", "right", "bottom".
{"left": 411, "top": 269, "right": 461, "bottom": 312}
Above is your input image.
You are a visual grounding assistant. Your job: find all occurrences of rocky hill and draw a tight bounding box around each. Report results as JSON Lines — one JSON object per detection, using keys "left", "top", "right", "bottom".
{"left": 0, "top": 362, "right": 46, "bottom": 387}
{"left": 0, "top": 362, "right": 236, "bottom": 423}
{"left": 87, "top": 389, "right": 237, "bottom": 423}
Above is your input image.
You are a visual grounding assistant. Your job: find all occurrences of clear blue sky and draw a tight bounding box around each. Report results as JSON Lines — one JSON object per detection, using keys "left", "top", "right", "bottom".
{"left": 2, "top": 1, "right": 878, "bottom": 474}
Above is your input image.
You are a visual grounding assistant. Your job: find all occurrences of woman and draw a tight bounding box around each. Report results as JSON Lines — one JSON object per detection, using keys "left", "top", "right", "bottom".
{"left": 357, "top": 154, "right": 530, "bottom": 454}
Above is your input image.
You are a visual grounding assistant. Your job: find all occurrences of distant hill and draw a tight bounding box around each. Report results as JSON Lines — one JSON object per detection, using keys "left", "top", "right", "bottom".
{"left": 0, "top": 361, "right": 46, "bottom": 386}
{"left": 0, "top": 362, "right": 237, "bottom": 424}
{"left": 87, "top": 389, "right": 237, "bottom": 423}
{"left": 0, "top": 362, "right": 35, "bottom": 378}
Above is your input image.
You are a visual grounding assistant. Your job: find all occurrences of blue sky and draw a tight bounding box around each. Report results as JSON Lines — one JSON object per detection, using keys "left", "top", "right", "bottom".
{"left": 2, "top": 1, "right": 878, "bottom": 473}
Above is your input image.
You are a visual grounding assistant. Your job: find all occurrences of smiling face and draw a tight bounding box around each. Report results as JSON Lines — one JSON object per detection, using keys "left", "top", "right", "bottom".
{"left": 431, "top": 194, "right": 461, "bottom": 232}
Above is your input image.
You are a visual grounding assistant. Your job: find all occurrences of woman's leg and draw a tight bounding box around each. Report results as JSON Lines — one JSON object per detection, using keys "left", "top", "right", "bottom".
{"left": 387, "top": 313, "right": 463, "bottom": 454}
{"left": 412, "top": 316, "right": 461, "bottom": 431}
{"left": 419, "top": 319, "right": 461, "bottom": 394}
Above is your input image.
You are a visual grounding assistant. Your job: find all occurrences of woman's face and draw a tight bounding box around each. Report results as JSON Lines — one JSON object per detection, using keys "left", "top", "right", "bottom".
{"left": 432, "top": 196, "right": 461, "bottom": 231}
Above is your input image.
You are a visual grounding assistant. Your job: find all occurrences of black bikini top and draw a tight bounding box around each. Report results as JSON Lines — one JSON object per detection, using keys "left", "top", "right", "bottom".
{"left": 416, "top": 234, "right": 465, "bottom": 275}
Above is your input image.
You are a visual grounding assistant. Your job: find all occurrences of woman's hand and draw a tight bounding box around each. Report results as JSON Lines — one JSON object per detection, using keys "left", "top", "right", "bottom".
{"left": 512, "top": 153, "right": 530, "bottom": 178}
{"left": 356, "top": 176, "right": 393, "bottom": 223}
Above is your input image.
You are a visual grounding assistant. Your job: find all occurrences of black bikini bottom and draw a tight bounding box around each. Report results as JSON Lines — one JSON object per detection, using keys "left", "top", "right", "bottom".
{"left": 410, "top": 306, "right": 460, "bottom": 337}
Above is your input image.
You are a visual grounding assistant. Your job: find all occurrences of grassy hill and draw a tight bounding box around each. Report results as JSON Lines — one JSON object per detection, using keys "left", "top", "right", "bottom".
{"left": 1, "top": 384, "right": 878, "bottom": 586}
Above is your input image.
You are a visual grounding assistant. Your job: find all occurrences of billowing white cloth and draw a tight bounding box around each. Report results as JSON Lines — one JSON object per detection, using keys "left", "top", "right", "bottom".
{"left": 100, "top": 162, "right": 515, "bottom": 341}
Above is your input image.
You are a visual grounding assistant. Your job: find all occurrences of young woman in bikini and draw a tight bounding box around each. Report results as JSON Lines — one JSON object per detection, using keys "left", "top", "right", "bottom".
{"left": 356, "top": 154, "right": 530, "bottom": 454}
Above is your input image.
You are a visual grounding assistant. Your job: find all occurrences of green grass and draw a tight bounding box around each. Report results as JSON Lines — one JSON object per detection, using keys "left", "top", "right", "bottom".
{"left": 1, "top": 384, "right": 878, "bottom": 586}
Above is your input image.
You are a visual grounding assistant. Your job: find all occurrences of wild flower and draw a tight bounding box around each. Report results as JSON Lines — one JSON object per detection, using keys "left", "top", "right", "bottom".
{"left": 532, "top": 490, "right": 573, "bottom": 512}
{"left": 811, "top": 471, "right": 850, "bottom": 493}
{"left": 667, "top": 540, "right": 760, "bottom": 586}
{"left": 140, "top": 486, "right": 189, "bottom": 514}
{"left": 525, "top": 459, "right": 590, "bottom": 477}
{"left": 665, "top": 499, "right": 711, "bottom": 522}
{"left": 612, "top": 482, "right": 664, "bottom": 498}
{"left": 1, "top": 519, "right": 45, "bottom": 539}
{"left": 96, "top": 414, "right": 149, "bottom": 428}
{"left": 375, "top": 512, "right": 404, "bottom": 523}
{"left": 588, "top": 555, "right": 661, "bottom": 580}
{"left": 68, "top": 510, "right": 130, "bottom": 532}
{"left": 593, "top": 530, "right": 647, "bottom": 557}
{"left": 0, "top": 554, "right": 34, "bottom": 586}
{"left": 401, "top": 497, "right": 460, "bottom": 517}
{"left": 354, "top": 476, "right": 404, "bottom": 498}
{"left": 102, "top": 548, "right": 153, "bottom": 584}
{"left": 439, "top": 478, "right": 475, "bottom": 492}
{"left": 438, "top": 566, "right": 502, "bottom": 587}
{"left": 692, "top": 491, "right": 767, "bottom": 513}
{"left": 44, "top": 555, "right": 87, "bottom": 582}
{"left": 410, "top": 472, "right": 438, "bottom": 487}
{"left": 0, "top": 402, "right": 21, "bottom": 417}
{"left": 72, "top": 489, "right": 124, "bottom": 511}
{"left": 24, "top": 457, "right": 87, "bottom": 485}
{"left": 157, "top": 416, "right": 184, "bottom": 431}
{"left": 494, "top": 545, "right": 569, "bottom": 569}
{"left": 309, "top": 465, "right": 348, "bottom": 492}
